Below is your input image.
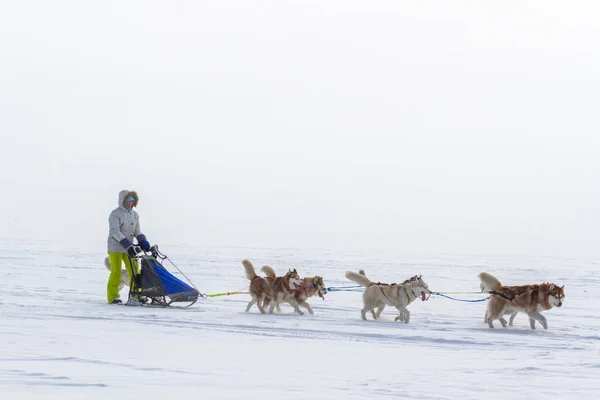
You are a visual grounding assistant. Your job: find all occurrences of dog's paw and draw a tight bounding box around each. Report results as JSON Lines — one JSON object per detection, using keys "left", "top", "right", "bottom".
{"left": 395, "top": 311, "right": 410, "bottom": 323}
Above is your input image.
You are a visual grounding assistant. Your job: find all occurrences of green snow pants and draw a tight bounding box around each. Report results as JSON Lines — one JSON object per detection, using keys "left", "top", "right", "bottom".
{"left": 107, "top": 252, "right": 139, "bottom": 303}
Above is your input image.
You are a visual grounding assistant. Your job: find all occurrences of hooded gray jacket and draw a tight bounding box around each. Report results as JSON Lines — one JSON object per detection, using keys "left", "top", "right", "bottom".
{"left": 107, "top": 190, "right": 144, "bottom": 253}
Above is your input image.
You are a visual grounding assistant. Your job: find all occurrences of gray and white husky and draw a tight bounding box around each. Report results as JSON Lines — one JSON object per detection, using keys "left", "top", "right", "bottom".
{"left": 345, "top": 269, "right": 431, "bottom": 323}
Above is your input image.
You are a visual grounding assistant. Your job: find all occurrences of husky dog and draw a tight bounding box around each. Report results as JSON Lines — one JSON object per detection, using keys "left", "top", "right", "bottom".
{"left": 345, "top": 270, "right": 431, "bottom": 323}
{"left": 292, "top": 276, "right": 327, "bottom": 315}
{"left": 483, "top": 284, "right": 540, "bottom": 327}
{"left": 479, "top": 272, "right": 564, "bottom": 330}
{"left": 104, "top": 257, "right": 130, "bottom": 290}
{"left": 263, "top": 274, "right": 327, "bottom": 315}
{"left": 242, "top": 259, "right": 274, "bottom": 313}
{"left": 260, "top": 266, "right": 304, "bottom": 315}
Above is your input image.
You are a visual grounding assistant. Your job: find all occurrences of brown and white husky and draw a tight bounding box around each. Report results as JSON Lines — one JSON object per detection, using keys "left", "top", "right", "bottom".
{"left": 479, "top": 272, "right": 564, "bottom": 330}
{"left": 293, "top": 275, "right": 327, "bottom": 315}
{"left": 242, "top": 259, "right": 274, "bottom": 314}
{"left": 260, "top": 266, "right": 303, "bottom": 315}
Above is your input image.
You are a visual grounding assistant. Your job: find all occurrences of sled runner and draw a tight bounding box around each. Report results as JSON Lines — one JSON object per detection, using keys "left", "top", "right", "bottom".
{"left": 126, "top": 246, "right": 200, "bottom": 307}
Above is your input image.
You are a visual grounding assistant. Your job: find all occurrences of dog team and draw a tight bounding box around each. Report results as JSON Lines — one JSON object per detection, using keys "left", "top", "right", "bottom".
{"left": 241, "top": 259, "right": 565, "bottom": 330}
{"left": 105, "top": 189, "right": 565, "bottom": 329}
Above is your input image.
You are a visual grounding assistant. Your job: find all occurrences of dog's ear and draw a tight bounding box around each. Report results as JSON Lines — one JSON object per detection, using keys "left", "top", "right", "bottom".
{"left": 560, "top": 285, "right": 564, "bottom": 290}
{"left": 549, "top": 284, "right": 555, "bottom": 290}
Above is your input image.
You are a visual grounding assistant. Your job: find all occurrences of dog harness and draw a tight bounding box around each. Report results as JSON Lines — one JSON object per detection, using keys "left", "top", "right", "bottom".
{"left": 377, "top": 285, "right": 413, "bottom": 304}
{"left": 489, "top": 287, "right": 538, "bottom": 302}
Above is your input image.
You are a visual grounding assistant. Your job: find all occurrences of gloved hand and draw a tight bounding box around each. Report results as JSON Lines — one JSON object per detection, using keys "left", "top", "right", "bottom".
{"left": 127, "top": 245, "right": 142, "bottom": 258}
{"left": 136, "top": 234, "right": 151, "bottom": 252}
{"left": 119, "top": 238, "right": 133, "bottom": 249}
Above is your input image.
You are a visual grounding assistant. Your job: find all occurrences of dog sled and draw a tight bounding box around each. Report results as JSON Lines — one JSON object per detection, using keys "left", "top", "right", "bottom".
{"left": 127, "top": 246, "right": 201, "bottom": 308}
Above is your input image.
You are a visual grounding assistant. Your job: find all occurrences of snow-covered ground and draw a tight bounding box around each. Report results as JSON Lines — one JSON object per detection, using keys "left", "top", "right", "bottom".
{"left": 1, "top": 239, "right": 598, "bottom": 399}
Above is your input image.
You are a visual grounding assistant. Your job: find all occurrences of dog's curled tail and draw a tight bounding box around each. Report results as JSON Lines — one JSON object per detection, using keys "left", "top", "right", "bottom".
{"left": 260, "top": 265, "right": 276, "bottom": 278}
{"left": 345, "top": 270, "right": 372, "bottom": 287}
{"left": 243, "top": 259, "right": 258, "bottom": 281}
{"left": 479, "top": 272, "right": 502, "bottom": 292}
{"left": 104, "top": 256, "right": 111, "bottom": 271}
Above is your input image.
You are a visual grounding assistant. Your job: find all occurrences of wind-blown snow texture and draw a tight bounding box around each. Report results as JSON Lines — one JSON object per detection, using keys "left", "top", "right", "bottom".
{"left": 1, "top": 240, "right": 598, "bottom": 399}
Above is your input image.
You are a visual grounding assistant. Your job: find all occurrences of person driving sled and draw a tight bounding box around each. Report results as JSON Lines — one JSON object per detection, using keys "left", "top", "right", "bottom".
{"left": 106, "top": 190, "right": 152, "bottom": 304}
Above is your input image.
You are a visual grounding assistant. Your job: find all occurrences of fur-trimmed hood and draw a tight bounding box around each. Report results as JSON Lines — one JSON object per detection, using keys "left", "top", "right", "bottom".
{"left": 118, "top": 190, "right": 138, "bottom": 210}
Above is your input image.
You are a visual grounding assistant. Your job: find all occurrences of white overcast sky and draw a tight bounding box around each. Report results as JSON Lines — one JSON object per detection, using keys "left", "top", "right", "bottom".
{"left": 0, "top": 1, "right": 598, "bottom": 256}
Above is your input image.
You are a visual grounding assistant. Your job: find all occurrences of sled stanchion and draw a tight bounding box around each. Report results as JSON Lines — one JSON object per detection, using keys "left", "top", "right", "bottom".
{"left": 125, "top": 253, "right": 144, "bottom": 306}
